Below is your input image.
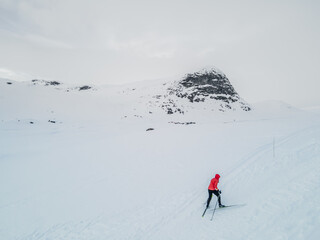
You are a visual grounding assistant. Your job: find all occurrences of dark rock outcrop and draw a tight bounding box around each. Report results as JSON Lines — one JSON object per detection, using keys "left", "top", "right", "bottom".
{"left": 32, "top": 79, "right": 61, "bottom": 86}
{"left": 171, "top": 68, "right": 242, "bottom": 104}
{"left": 158, "top": 67, "right": 251, "bottom": 114}
{"left": 78, "top": 85, "right": 92, "bottom": 91}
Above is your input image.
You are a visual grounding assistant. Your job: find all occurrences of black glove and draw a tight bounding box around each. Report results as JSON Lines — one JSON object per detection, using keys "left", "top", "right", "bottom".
{"left": 219, "top": 190, "right": 222, "bottom": 194}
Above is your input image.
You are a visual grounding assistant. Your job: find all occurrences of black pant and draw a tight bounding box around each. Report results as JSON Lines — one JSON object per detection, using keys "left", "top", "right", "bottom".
{"left": 206, "top": 190, "right": 221, "bottom": 207}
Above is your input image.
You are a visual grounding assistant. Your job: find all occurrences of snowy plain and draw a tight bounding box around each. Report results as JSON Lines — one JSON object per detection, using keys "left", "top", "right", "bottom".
{"left": 1, "top": 78, "right": 320, "bottom": 240}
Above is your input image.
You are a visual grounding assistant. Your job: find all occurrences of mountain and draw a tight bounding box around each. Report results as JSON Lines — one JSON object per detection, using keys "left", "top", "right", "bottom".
{"left": 162, "top": 68, "right": 251, "bottom": 114}
{"left": 0, "top": 67, "right": 251, "bottom": 124}
{"left": 140, "top": 68, "right": 251, "bottom": 115}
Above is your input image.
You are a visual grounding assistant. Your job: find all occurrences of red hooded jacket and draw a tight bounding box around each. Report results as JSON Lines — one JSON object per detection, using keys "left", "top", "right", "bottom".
{"left": 208, "top": 174, "right": 220, "bottom": 191}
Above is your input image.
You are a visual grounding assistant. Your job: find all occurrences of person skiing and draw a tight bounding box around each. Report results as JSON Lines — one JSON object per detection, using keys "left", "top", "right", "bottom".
{"left": 206, "top": 174, "right": 225, "bottom": 208}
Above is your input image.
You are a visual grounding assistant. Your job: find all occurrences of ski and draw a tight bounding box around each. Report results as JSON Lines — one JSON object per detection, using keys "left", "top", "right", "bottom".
{"left": 216, "top": 204, "right": 246, "bottom": 210}
{"left": 203, "top": 204, "right": 246, "bottom": 220}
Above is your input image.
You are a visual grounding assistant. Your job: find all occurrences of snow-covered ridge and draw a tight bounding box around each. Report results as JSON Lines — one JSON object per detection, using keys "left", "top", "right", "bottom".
{"left": 1, "top": 68, "right": 305, "bottom": 127}
{"left": 1, "top": 67, "right": 251, "bottom": 121}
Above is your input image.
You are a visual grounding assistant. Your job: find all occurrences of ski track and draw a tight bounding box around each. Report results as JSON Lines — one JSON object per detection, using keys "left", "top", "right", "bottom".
{"left": 128, "top": 125, "right": 320, "bottom": 240}
{"left": 224, "top": 126, "right": 320, "bottom": 240}
{"left": 6, "top": 125, "right": 320, "bottom": 240}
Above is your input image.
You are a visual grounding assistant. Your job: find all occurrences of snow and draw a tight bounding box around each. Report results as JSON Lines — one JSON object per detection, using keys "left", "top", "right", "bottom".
{"left": 1, "top": 78, "right": 320, "bottom": 239}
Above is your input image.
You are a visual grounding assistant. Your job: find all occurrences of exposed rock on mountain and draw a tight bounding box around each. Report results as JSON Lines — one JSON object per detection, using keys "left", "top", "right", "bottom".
{"left": 32, "top": 79, "right": 61, "bottom": 86}
{"left": 30, "top": 79, "right": 94, "bottom": 91}
{"left": 158, "top": 68, "right": 251, "bottom": 114}
{"left": 78, "top": 85, "right": 92, "bottom": 91}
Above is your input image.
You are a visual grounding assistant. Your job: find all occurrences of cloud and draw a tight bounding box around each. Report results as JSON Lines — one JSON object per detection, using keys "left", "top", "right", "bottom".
{"left": 103, "top": 33, "right": 178, "bottom": 59}
{"left": 23, "top": 34, "right": 73, "bottom": 49}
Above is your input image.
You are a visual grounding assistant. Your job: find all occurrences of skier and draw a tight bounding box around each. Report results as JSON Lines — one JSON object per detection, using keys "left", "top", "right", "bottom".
{"left": 206, "top": 174, "right": 225, "bottom": 208}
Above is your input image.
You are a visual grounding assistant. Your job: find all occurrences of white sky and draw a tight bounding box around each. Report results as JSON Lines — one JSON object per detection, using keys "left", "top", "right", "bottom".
{"left": 1, "top": 0, "right": 320, "bottom": 107}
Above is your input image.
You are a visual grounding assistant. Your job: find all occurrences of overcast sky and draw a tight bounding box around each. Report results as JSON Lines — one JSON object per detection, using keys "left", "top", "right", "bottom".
{"left": 0, "top": 0, "right": 320, "bottom": 107}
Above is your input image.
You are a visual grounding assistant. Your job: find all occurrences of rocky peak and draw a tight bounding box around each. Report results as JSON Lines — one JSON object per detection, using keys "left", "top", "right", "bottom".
{"left": 158, "top": 67, "right": 251, "bottom": 114}
{"left": 172, "top": 68, "right": 239, "bottom": 103}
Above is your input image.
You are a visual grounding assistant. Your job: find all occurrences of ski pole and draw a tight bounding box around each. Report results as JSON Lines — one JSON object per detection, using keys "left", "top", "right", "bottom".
{"left": 202, "top": 205, "right": 208, "bottom": 217}
{"left": 210, "top": 198, "right": 219, "bottom": 221}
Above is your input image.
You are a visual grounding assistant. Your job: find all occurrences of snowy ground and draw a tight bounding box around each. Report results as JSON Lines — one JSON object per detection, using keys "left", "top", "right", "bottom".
{"left": 1, "top": 78, "right": 320, "bottom": 240}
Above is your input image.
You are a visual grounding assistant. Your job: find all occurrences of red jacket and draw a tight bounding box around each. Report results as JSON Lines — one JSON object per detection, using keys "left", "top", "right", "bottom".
{"left": 208, "top": 174, "right": 220, "bottom": 190}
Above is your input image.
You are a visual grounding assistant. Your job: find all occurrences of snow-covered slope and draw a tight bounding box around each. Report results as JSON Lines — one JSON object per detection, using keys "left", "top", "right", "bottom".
{"left": 0, "top": 68, "right": 251, "bottom": 124}
{"left": 1, "top": 75, "right": 320, "bottom": 240}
